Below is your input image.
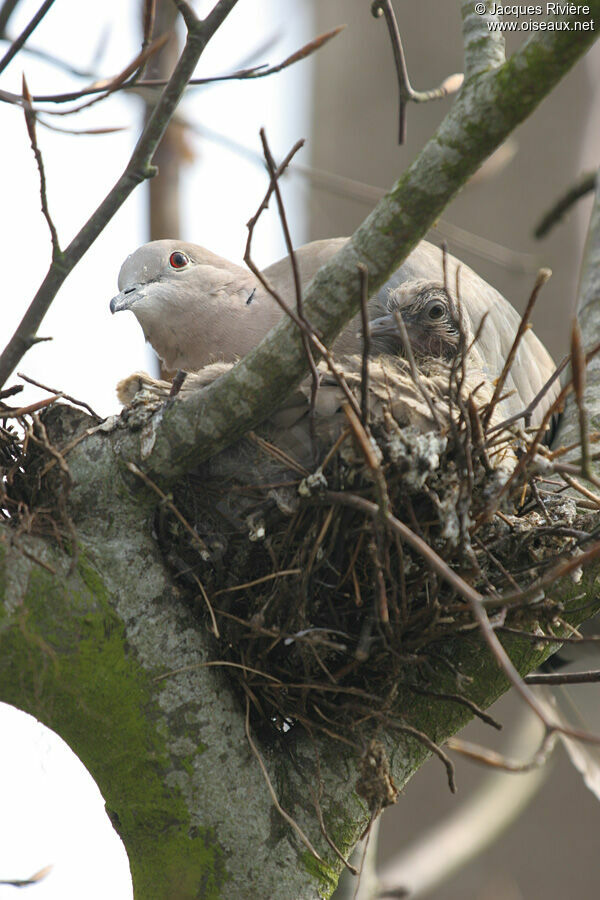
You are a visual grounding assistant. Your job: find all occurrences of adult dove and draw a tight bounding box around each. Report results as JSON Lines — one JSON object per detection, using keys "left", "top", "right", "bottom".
{"left": 110, "top": 238, "right": 558, "bottom": 427}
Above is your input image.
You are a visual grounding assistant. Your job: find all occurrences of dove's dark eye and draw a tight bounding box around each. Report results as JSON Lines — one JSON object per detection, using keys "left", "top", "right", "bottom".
{"left": 169, "top": 251, "right": 189, "bottom": 269}
{"left": 426, "top": 301, "right": 445, "bottom": 321}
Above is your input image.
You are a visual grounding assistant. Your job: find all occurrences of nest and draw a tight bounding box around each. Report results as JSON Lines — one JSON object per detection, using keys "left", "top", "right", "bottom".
{"left": 140, "top": 356, "right": 589, "bottom": 749}
{"left": 1, "top": 357, "right": 595, "bottom": 770}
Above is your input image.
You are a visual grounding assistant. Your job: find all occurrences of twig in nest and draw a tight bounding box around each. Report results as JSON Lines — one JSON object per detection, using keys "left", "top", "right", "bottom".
{"left": 571, "top": 319, "right": 592, "bottom": 481}
{"left": 358, "top": 263, "right": 371, "bottom": 426}
{"left": 407, "top": 685, "right": 502, "bottom": 730}
{"left": 482, "top": 267, "right": 552, "bottom": 429}
{"left": 393, "top": 311, "right": 441, "bottom": 428}
{"left": 320, "top": 490, "right": 600, "bottom": 749}
{"left": 126, "top": 462, "right": 211, "bottom": 558}
{"left": 244, "top": 696, "right": 325, "bottom": 864}
{"left": 2, "top": 394, "right": 61, "bottom": 417}
{"left": 447, "top": 730, "right": 556, "bottom": 773}
{"left": 243, "top": 132, "right": 363, "bottom": 423}
{"left": 371, "top": 0, "right": 463, "bottom": 144}
{"left": 18, "top": 372, "right": 102, "bottom": 420}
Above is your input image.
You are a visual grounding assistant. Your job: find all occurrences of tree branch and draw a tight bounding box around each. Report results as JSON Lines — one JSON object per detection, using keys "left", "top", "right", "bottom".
{"left": 122, "top": 10, "right": 600, "bottom": 482}
{"left": 461, "top": 0, "right": 505, "bottom": 79}
{"left": 0, "top": 0, "right": 241, "bottom": 389}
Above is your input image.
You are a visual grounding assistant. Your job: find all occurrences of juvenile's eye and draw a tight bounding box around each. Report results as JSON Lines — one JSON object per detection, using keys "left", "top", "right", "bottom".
{"left": 169, "top": 251, "right": 189, "bottom": 269}
{"left": 426, "top": 301, "right": 445, "bottom": 321}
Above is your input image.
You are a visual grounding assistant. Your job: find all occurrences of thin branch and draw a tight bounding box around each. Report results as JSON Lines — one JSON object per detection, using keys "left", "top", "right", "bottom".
{"left": 525, "top": 669, "right": 600, "bottom": 685}
{"left": 244, "top": 697, "right": 325, "bottom": 864}
{"left": 0, "top": 0, "right": 55, "bottom": 76}
{"left": 17, "top": 372, "right": 101, "bottom": 419}
{"left": 19, "top": 25, "right": 345, "bottom": 106}
{"left": 535, "top": 170, "right": 597, "bottom": 238}
{"left": 0, "top": 0, "right": 241, "bottom": 389}
{"left": 482, "top": 267, "right": 551, "bottom": 428}
{"left": 0, "top": 0, "right": 21, "bottom": 36}
{"left": 21, "top": 74, "right": 61, "bottom": 259}
{"left": 571, "top": 319, "right": 592, "bottom": 480}
{"left": 358, "top": 263, "right": 371, "bottom": 425}
{"left": 372, "top": 0, "right": 463, "bottom": 143}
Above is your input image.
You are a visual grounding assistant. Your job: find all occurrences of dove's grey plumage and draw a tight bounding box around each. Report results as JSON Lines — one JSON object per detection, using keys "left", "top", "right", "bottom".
{"left": 110, "top": 237, "right": 558, "bottom": 427}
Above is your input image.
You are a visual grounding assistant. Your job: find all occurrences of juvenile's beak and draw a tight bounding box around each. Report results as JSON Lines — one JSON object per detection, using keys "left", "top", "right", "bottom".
{"left": 369, "top": 313, "right": 400, "bottom": 339}
{"left": 110, "top": 284, "right": 145, "bottom": 314}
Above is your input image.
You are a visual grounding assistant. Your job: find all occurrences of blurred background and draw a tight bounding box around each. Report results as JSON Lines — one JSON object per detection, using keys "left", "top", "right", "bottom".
{"left": 1, "top": 1, "right": 599, "bottom": 896}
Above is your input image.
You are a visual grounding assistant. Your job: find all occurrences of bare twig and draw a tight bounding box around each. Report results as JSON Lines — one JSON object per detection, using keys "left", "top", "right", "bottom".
{"left": 125, "top": 461, "right": 211, "bottom": 558}
{"left": 258, "top": 129, "right": 321, "bottom": 450}
{"left": 571, "top": 320, "right": 592, "bottom": 480}
{"left": 525, "top": 669, "right": 600, "bottom": 685}
{"left": 13, "top": 26, "right": 345, "bottom": 107}
{"left": 392, "top": 312, "right": 441, "bottom": 427}
{"left": 17, "top": 372, "right": 102, "bottom": 420}
{"left": 372, "top": 0, "right": 463, "bottom": 143}
{"left": 482, "top": 267, "right": 552, "bottom": 429}
{"left": 322, "top": 490, "right": 600, "bottom": 748}
{"left": 535, "top": 170, "right": 597, "bottom": 238}
{"left": 358, "top": 263, "right": 371, "bottom": 426}
{"left": 0, "top": 0, "right": 21, "bottom": 37}
{"left": 0, "top": 0, "right": 55, "bottom": 76}
{"left": 21, "top": 74, "right": 60, "bottom": 258}
{"left": 0, "top": 0, "right": 241, "bottom": 388}
{"left": 244, "top": 697, "right": 325, "bottom": 863}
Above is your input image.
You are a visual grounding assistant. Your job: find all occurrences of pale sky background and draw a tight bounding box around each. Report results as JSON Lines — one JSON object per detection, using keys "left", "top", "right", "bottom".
{"left": 1, "top": 0, "right": 313, "bottom": 895}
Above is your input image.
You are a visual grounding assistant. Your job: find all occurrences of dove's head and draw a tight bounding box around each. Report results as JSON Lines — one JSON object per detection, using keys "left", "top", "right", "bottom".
{"left": 108, "top": 240, "right": 268, "bottom": 371}
{"left": 370, "top": 281, "right": 468, "bottom": 362}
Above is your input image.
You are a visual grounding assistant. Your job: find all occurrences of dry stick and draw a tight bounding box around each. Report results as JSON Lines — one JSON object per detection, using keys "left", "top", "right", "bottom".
{"left": 21, "top": 75, "right": 60, "bottom": 258}
{"left": 0, "top": 0, "right": 241, "bottom": 389}
{"left": 392, "top": 312, "right": 441, "bottom": 427}
{"left": 358, "top": 263, "right": 371, "bottom": 426}
{"left": 309, "top": 748, "right": 360, "bottom": 876}
{"left": 447, "top": 731, "right": 556, "bottom": 774}
{"left": 322, "top": 490, "right": 600, "bottom": 748}
{"left": 0, "top": 0, "right": 20, "bottom": 37}
{"left": 534, "top": 169, "right": 597, "bottom": 239}
{"left": 141, "top": 0, "right": 157, "bottom": 54}
{"left": 125, "top": 461, "right": 211, "bottom": 558}
{"left": 18, "top": 372, "right": 102, "bottom": 420}
{"left": 22, "top": 26, "right": 345, "bottom": 106}
{"left": 154, "top": 659, "right": 284, "bottom": 684}
{"left": 495, "top": 539, "right": 600, "bottom": 607}
{"left": 243, "top": 142, "right": 363, "bottom": 424}
{"left": 571, "top": 319, "right": 592, "bottom": 480}
{"left": 482, "top": 339, "right": 600, "bottom": 523}
{"left": 258, "top": 129, "right": 321, "bottom": 453}
{"left": 2, "top": 394, "right": 61, "bottom": 417}
{"left": 371, "top": 0, "right": 463, "bottom": 144}
{"left": 243, "top": 697, "right": 325, "bottom": 864}
{"left": 38, "top": 32, "right": 172, "bottom": 118}
{"left": 211, "top": 569, "right": 302, "bottom": 597}
{"left": 482, "top": 267, "right": 552, "bottom": 429}
{"left": 525, "top": 668, "right": 600, "bottom": 685}
{"left": 0, "top": 0, "right": 55, "bottom": 76}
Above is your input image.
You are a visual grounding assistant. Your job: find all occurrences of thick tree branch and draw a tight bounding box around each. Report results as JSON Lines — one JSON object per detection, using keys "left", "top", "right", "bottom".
{"left": 117, "top": 10, "right": 600, "bottom": 482}
{"left": 461, "top": 0, "right": 505, "bottom": 79}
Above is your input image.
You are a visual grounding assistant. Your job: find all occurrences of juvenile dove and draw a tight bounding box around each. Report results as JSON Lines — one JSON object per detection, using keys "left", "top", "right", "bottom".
{"left": 110, "top": 238, "right": 558, "bottom": 427}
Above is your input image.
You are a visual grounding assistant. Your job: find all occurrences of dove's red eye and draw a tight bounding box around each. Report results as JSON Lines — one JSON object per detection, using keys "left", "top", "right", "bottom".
{"left": 169, "top": 251, "right": 189, "bottom": 269}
